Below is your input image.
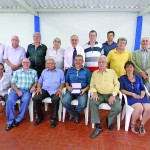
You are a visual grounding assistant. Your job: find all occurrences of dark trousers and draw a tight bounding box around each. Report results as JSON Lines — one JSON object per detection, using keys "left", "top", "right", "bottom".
{"left": 32, "top": 89, "right": 60, "bottom": 121}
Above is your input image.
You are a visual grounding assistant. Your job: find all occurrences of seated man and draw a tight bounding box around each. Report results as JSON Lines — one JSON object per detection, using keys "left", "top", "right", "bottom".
{"left": 62, "top": 55, "right": 92, "bottom": 123}
{"left": 6, "top": 58, "right": 38, "bottom": 131}
{"left": 90, "top": 56, "right": 121, "bottom": 138}
{"left": 0, "top": 63, "right": 11, "bottom": 112}
{"left": 32, "top": 58, "right": 65, "bottom": 128}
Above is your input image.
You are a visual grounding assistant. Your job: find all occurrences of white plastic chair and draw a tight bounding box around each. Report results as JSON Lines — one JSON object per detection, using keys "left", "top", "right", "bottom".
{"left": 121, "top": 85, "right": 149, "bottom": 131}
{"left": 91, "top": 92, "right": 123, "bottom": 130}
{"left": 62, "top": 88, "right": 90, "bottom": 125}
{"left": 29, "top": 89, "right": 65, "bottom": 122}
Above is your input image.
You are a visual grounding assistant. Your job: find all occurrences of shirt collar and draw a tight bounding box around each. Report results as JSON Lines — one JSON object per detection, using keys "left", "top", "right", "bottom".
{"left": 105, "top": 41, "right": 115, "bottom": 45}
{"left": 114, "top": 48, "right": 126, "bottom": 53}
{"left": 32, "top": 43, "right": 42, "bottom": 46}
{"left": 141, "top": 49, "right": 148, "bottom": 52}
{"left": 11, "top": 45, "right": 20, "bottom": 50}
{"left": 21, "top": 68, "right": 32, "bottom": 73}
{"left": 97, "top": 68, "right": 109, "bottom": 73}
{"left": 46, "top": 68, "right": 58, "bottom": 72}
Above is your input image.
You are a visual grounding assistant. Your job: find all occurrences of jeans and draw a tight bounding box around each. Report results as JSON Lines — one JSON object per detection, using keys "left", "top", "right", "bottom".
{"left": 61, "top": 91, "right": 88, "bottom": 117}
{"left": 6, "top": 89, "right": 31, "bottom": 124}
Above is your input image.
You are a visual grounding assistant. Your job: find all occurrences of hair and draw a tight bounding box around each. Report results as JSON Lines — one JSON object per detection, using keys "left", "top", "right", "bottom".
{"left": 117, "top": 37, "right": 127, "bottom": 44}
{"left": 75, "top": 54, "right": 83, "bottom": 60}
{"left": 89, "top": 30, "right": 97, "bottom": 36}
{"left": 0, "top": 63, "right": 4, "bottom": 69}
{"left": 141, "top": 37, "right": 150, "bottom": 42}
{"left": 46, "top": 58, "right": 56, "bottom": 64}
{"left": 33, "top": 32, "right": 41, "bottom": 37}
{"left": 124, "top": 61, "right": 135, "bottom": 69}
{"left": 53, "top": 37, "right": 61, "bottom": 44}
{"left": 70, "top": 35, "right": 79, "bottom": 40}
{"left": 98, "top": 55, "right": 108, "bottom": 63}
{"left": 107, "top": 31, "right": 115, "bottom": 36}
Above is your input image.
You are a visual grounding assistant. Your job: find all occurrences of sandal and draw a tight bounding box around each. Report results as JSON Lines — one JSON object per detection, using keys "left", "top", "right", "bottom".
{"left": 139, "top": 124, "right": 146, "bottom": 135}
{"left": 131, "top": 124, "right": 139, "bottom": 134}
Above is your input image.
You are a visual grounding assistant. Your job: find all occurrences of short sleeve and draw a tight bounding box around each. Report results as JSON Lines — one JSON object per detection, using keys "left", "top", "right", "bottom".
{"left": 11, "top": 71, "right": 18, "bottom": 84}
{"left": 119, "top": 76, "right": 125, "bottom": 90}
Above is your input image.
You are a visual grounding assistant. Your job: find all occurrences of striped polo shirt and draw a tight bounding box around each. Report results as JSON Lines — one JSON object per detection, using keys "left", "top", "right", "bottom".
{"left": 84, "top": 41, "right": 102, "bottom": 72}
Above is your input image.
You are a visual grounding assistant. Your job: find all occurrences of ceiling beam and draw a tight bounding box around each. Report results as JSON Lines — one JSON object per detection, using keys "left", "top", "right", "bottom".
{"left": 139, "top": 2, "right": 150, "bottom": 15}
{"left": 15, "top": 0, "right": 38, "bottom": 16}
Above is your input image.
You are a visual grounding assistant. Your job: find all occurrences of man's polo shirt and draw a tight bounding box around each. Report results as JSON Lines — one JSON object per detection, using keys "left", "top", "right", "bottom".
{"left": 102, "top": 41, "right": 117, "bottom": 56}
{"left": 107, "top": 49, "right": 131, "bottom": 78}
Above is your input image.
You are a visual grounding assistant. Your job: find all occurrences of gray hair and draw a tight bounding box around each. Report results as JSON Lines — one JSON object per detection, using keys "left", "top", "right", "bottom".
{"left": 46, "top": 58, "right": 56, "bottom": 64}
{"left": 33, "top": 32, "right": 41, "bottom": 37}
{"left": 141, "top": 37, "right": 149, "bottom": 42}
{"left": 98, "top": 55, "right": 108, "bottom": 62}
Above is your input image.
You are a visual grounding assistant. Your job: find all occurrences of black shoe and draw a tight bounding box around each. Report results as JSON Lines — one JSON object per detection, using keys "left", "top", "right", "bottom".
{"left": 69, "top": 114, "right": 74, "bottom": 121}
{"left": 12, "top": 120, "right": 19, "bottom": 127}
{"left": 50, "top": 120, "right": 57, "bottom": 128}
{"left": 106, "top": 117, "right": 113, "bottom": 131}
{"left": 5, "top": 124, "right": 13, "bottom": 131}
{"left": 90, "top": 128, "right": 103, "bottom": 138}
{"left": 74, "top": 113, "right": 80, "bottom": 124}
{"left": 34, "top": 118, "right": 43, "bottom": 126}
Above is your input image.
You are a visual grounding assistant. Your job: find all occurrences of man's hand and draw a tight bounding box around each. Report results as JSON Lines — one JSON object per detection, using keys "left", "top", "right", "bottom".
{"left": 80, "top": 88, "right": 86, "bottom": 95}
{"left": 16, "top": 91, "right": 23, "bottom": 97}
{"left": 36, "top": 88, "right": 42, "bottom": 95}
{"left": 91, "top": 92, "right": 99, "bottom": 101}
{"left": 108, "top": 96, "right": 116, "bottom": 105}
{"left": 11, "top": 65, "right": 18, "bottom": 71}
{"left": 55, "top": 89, "right": 62, "bottom": 97}
{"left": 30, "top": 87, "right": 36, "bottom": 93}
{"left": 67, "top": 86, "right": 73, "bottom": 92}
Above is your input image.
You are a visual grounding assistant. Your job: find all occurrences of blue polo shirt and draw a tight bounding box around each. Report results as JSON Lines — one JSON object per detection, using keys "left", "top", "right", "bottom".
{"left": 102, "top": 41, "right": 117, "bottom": 56}
{"left": 38, "top": 68, "right": 65, "bottom": 95}
{"left": 66, "top": 67, "right": 92, "bottom": 89}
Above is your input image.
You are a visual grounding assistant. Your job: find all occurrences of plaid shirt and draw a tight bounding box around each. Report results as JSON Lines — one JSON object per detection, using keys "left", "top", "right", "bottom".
{"left": 0, "top": 73, "right": 11, "bottom": 96}
{"left": 11, "top": 68, "right": 38, "bottom": 90}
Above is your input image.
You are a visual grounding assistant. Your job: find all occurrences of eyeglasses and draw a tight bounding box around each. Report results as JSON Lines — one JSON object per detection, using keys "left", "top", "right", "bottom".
{"left": 22, "top": 62, "right": 30, "bottom": 64}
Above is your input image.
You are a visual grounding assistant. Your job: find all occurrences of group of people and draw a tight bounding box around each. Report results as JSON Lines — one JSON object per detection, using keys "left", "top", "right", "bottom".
{"left": 0, "top": 30, "right": 150, "bottom": 138}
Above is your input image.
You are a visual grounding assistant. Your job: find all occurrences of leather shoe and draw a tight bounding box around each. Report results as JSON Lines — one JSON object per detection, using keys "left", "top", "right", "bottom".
{"left": 50, "top": 120, "right": 57, "bottom": 128}
{"left": 5, "top": 124, "right": 13, "bottom": 131}
{"left": 34, "top": 118, "right": 43, "bottom": 126}
{"left": 90, "top": 128, "right": 103, "bottom": 138}
{"left": 12, "top": 120, "right": 19, "bottom": 127}
{"left": 106, "top": 117, "right": 113, "bottom": 131}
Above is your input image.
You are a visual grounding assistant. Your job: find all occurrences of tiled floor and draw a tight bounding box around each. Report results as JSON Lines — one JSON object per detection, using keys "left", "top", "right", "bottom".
{"left": 0, "top": 107, "right": 150, "bottom": 150}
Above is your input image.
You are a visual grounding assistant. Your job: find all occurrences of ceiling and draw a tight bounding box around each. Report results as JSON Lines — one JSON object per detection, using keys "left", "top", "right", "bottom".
{"left": 0, "top": 0, "right": 150, "bottom": 16}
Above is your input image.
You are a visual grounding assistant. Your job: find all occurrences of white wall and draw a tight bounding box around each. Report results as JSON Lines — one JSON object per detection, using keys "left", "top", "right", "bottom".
{"left": 0, "top": 13, "right": 34, "bottom": 50}
{"left": 0, "top": 12, "right": 149, "bottom": 53}
{"left": 40, "top": 12, "right": 137, "bottom": 52}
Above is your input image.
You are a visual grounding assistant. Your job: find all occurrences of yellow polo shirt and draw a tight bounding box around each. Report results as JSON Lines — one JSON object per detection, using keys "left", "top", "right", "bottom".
{"left": 90, "top": 69, "right": 120, "bottom": 96}
{"left": 107, "top": 49, "right": 131, "bottom": 78}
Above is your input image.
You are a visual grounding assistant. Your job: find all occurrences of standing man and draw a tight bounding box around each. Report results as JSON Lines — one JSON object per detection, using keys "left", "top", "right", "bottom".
{"left": 90, "top": 56, "right": 121, "bottom": 138}
{"left": 4, "top": 35, "right": 25, "bottom": 74}
{"left": 84, "top": 30, "right": 102, "bottom": 72}
{"left": 102, "top": 31, "right": 117, "bottom": 56}
{"left": 62, "top": 55, "right": 91, "bottom": 124}
{"left": 26, "top": 32, "right": 47, "bottom": 78}
{"left": 132, "top": 37, "right": 150, "bottom": 91}
{"left": 64, "top": 35, "right": 85, "bottom": 71}
{"left": 5, "top": 58, "right": 38, "bottom": 131}
{"left": 107, "top": 37, "right": 131, "bottom": 78}
{"left": 33, "top": 58, "right": 65, "bottom": 128}
{"left": 0, "top": 43, "right": 5, "bottom": 64}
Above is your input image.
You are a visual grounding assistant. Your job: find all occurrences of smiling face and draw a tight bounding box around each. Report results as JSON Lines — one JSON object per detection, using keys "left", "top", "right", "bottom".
{"left": 71, "top": 35, "right": 79, "bottom": 48}
{"left": 98, "top": 58, "right": 107, "bottom": 70}
{"left": 22, "top": 58, "right": 31, "bottom": 69}
{"left": 125, "top": 64, "right": 134, "bottom": 74}
{"left": 46, "top": 59, "right": 55, "bottom": 70}
{"left": 141, "top": 37, "right": 149, "bottom": 50}
{"left": 117, "top": 40, "right": 127, "bottom": 49}
{"left": 53, "top": 38, "right": 61, "bottom": 49}
{"left": 75, "top": 56, "right": 83, "bottom": 68}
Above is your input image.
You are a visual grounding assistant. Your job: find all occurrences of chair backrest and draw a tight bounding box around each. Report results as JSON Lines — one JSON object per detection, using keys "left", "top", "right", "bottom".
{"left": 144, "top": 85, "right": 150, "bottom": 97}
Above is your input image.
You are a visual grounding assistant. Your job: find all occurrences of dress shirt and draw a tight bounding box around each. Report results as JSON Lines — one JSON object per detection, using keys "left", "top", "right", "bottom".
{"left": 45, "top": 48, "right": 64, "bottom": 70}
{"left": 66, "top": 67, "right": 92, "bottom": 89}
{"left": 0, "top": 73, "right": 11, "bottom": 96}
{"left": 3, "top": 45, "right": 25, "bottom": 74}
{"left": 64, "top": 45, "right": 85, "bottom": 69}
{"left": 11, "top": 68, "right": 38, "bottom": 90}
{"left": 107, "top": 48, "right": 131, "bottom": 78}
{"left": 0, "top": 43, "right": 5, "bottom": 64}
{"left": 38, "top": 68, "right": 65, "bottom": 95}
{"left": 90, "top": 69, "right": 120, "bottom": 96}
{"left": 102, "top": 41, "right": 117, "bottom": 56}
